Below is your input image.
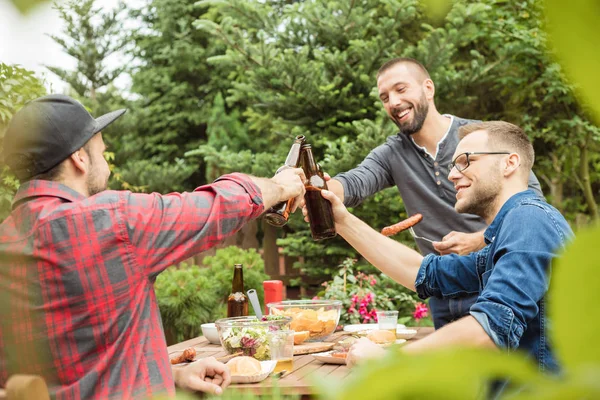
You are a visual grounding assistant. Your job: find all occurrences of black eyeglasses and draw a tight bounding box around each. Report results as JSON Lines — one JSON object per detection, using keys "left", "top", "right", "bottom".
{"left": 448, "top": 152, "right": 511, "bottom": 172}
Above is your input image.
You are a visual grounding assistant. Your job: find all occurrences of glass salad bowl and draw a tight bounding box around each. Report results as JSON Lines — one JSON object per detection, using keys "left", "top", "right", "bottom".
{"left": 214, "top": 315, "right": 292, "bottom": 361}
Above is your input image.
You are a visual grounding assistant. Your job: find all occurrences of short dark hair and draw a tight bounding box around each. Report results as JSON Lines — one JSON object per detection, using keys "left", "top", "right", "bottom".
{"left": 377, "top": 57, "right": 431, "bottom": 81}
{"left": 458, "top": 121, "right": 535, "bottom": 171}
{"left": 24, "top": 141, "right": 93, "bottom": 182}
{"left": 25, "top": 163, "right": 64, "bottom": 182}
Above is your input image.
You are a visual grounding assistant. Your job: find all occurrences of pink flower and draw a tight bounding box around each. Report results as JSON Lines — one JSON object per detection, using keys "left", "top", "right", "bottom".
{"left": 413, "top": 302, "right": 429, "bottom": 320}
{"left": 312, "top": 296, "right": 319, "bottom": 300}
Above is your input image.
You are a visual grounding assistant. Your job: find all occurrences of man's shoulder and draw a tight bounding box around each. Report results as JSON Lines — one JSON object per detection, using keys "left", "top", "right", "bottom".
{"left": 501, "top": 198, "right": 573, "bottom": 243}
{"left": 365, "top": 133, "right": 409, "bottom": 154}
{"left": 451, "top": 115, "right": 481, "bottom": 127}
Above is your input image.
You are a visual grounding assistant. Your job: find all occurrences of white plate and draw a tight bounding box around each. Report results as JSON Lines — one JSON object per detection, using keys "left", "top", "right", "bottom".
{"left": 342, "top": 323, "right": 406, "bottom": 333}
{"left": 396, "top": 329, "right": 417, "bottom": 340}
{"left": 231, "top": 360, "right": 277, "bottom": 383}
{"left": 312, "top": 350, "right": 347, "bottom": 365}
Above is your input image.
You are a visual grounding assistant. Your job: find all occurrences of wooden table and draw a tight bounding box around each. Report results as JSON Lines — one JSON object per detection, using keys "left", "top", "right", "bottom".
{"left": 168, "top": 327, "right": 434, "bottom": 396}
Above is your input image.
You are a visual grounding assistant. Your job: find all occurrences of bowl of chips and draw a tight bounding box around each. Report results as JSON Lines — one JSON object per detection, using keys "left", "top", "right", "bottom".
{"left": 267, "top": 300, "right": 342, "bottom": 342}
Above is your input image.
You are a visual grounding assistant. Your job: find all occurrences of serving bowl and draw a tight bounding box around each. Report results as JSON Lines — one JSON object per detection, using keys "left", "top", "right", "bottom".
{"left": 267, "top": 300, "right": 342, "bottom": 342}
{"left": 201, "top": 322, "right": 220, "bottom": 344}
{"left": 215, "top": 316, "right": 292, "bottom": 361}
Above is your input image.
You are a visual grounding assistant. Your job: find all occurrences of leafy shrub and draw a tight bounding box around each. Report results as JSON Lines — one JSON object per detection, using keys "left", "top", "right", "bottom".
{"left": 155, "top": 246, "right": 269, "bottom": 344}
{"left": 155, "top": 265, "right": 221, "bottom": 345}
{"left": 316, "top": 258, "right": 431, "bottom": 327}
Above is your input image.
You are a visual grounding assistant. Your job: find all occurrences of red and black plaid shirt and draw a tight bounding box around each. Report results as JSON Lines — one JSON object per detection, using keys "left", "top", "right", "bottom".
{"left": 0, "top": 174, "right": 264, "bottom": 399}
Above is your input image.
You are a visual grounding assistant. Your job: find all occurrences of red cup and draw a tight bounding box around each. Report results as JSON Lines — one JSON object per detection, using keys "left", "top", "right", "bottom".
{"left": 263, "top": 280, "right": 284, "bottom": 314}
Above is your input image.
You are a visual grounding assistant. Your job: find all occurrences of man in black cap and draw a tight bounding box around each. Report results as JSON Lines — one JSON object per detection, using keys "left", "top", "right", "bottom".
{"left": 0, "top": 94, "right": 306, "bottom": 399}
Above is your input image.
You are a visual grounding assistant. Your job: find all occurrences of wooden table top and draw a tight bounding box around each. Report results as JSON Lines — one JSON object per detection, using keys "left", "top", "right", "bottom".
{"left": 168, "top": 326, "right": 434, "bottom": 396}
{"left": 0, "top": 327, "right": 434, "bottom": 399}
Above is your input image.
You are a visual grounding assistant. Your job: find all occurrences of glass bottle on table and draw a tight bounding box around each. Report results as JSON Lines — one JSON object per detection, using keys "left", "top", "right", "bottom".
{"left": 227, "top": 264, "right": 249, "bottom": 318}
{"left": 264, "top": 135, "right": 306, "bottom": 227}
{"left": 300, "top": 144, "right": 336, "bottom": 240}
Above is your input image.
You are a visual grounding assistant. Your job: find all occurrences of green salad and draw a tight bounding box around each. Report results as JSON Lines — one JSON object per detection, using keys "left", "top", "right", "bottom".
{"left": 220, "top": 316, "right": 288, "bottom": 361}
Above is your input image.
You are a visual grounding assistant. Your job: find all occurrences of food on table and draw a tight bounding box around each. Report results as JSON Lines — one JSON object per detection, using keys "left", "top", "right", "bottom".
{"left": 270, "top": 307, "right": 338, "bottom": 340}
{"left": 333, "top": 336, "right": 358, "bottom": 352}
{"left": 293, "top": 330, "right": 310, "bottom": 345}
{"left": 227, "top": 356, "right": 262, "bottom": 376}
{"left": 367, "top": 330, "right": 396, "bottom": 344}
{"left": 381, "top": 213, "right": 423, "bottom": 236}
{"left": 170, "top": 347, "right": 196, "bottom": 364}
{"left": 330, "top": 351, "right": 348, "bottom": 359}
{"left": 217, "top": 315, "right": 291, "bottom": 361}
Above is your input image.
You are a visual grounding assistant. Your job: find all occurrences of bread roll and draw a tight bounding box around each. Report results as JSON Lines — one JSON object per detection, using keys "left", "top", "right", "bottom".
{"left": 367, "top": 330, "right": 396, "bottom": 344}
{"left": 227, "top": 356, "right": 262, "bottom": 376}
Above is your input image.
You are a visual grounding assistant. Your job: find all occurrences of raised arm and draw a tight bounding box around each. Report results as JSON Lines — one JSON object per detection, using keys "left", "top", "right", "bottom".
{"left": 123, "top": 169, "right": 305, "bottom": 277}
{"left": 317, "top": 189, "right": 423, "bottom": 290}
{"left": 334, "top": 144, "right": 395, "bottom": 207}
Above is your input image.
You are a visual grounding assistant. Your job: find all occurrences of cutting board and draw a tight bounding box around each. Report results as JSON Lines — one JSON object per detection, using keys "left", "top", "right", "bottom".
{"left": 293, "top": 341, "right": 334, "bottom": 355}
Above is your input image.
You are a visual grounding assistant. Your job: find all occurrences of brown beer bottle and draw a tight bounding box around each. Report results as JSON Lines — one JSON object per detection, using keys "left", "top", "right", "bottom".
{"left": 227, "top": 264, "right": 249, "bottom": 317}
{"left": 264, "top": 135, "right": 306, "bottom": 227}
{"left": 300, "top": 144, "right": 337, "bottom": 240}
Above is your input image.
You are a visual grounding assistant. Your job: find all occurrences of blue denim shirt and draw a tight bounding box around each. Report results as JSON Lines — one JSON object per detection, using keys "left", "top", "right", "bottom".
{"left": 415, "top": 190, "right": 573, "bottom": 372}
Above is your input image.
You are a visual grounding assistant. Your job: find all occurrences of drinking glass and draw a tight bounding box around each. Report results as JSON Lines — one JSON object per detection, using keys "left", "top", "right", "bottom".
{"left": 269, "top": 330, "right": 294, "bottom": 374}
{"left": 376, "top": 310, "right": 398, "bottom": 342}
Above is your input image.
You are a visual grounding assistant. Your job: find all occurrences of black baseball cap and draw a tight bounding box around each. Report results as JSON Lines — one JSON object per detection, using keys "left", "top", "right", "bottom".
{"left": 2, "top": 94, "right": 126, "bottom": 180}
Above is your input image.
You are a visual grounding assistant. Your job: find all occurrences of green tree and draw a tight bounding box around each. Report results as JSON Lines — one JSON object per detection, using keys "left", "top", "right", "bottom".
{"left": 118, "top": 0, "right": 250, "bottom": 193}
{"left": 46, "top": 0, "right": 129, "bottom": 101}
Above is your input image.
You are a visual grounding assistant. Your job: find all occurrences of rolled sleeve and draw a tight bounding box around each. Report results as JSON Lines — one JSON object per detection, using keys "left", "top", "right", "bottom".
{"left": 414, "top": 252, "right": 480, "bottom": 300}
{"left": 470, "top": 304, "right": 521, "bottom": 350}
{"left": 414, "top": 254, "right": 439, "bottom": 299}
{"left": 214, "top": 173, "right": 264, "bottom": 217}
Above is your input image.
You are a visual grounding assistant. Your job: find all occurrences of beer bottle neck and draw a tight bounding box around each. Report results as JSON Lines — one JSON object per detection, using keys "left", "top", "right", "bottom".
{"left": 232, "top": 264, "right": 244, "bottom": 293}
{"left": 301, "top": 145, "right": 318, "bottom": 175}
{"left": 283, "top": 136, "right": 306, "bottom": 168}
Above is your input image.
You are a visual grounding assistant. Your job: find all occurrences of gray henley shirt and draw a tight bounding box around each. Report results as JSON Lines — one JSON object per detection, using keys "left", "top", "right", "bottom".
{"left": 335, "top": 115, "right": 543, "bottom": 255}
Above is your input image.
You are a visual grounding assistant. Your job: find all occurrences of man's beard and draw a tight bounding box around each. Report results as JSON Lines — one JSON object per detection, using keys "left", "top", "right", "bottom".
{"left": 86, "top": 157, "right": 108, "bottom": 196}
{"left": 455, "top": 170, "right": 502, "bottom": 221}
{"left": 391, "top": 91, "right": 429, "bottom": 136}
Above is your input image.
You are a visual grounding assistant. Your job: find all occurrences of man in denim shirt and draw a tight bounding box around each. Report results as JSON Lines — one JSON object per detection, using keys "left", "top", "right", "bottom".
{"left": 313, "top": 121, "right": 572, "bottom": 373}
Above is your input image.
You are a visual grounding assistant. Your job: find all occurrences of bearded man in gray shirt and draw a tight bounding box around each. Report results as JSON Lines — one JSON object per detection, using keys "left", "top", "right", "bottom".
{"left": 327, "top": 58, "right": 543, "bottom": 329}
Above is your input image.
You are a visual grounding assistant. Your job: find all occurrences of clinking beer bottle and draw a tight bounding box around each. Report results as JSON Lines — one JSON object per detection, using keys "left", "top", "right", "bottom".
{"left": 300, "top": 144, "right": 337, "bottom": 240}
{"left": 264, "top": 135, "right": 306, "bottom": 227}
{"left": 227, "top": 264, "right": 249, "bottom": 318}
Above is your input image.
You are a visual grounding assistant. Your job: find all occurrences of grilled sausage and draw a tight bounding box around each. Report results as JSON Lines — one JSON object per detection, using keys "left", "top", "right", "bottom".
{"left": 170, "top": 347, "right": 196, "bottom": 364}
{"left": 381, "top": 213, "right": 423, "bottom": 237}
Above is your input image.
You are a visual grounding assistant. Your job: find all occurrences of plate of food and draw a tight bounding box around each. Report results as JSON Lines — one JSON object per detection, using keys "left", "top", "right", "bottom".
{"left": 312, "top": 350, "right": 348, "bottom": 365}
{"left": 227, "top": 356, "right": 277, "bottom": 384}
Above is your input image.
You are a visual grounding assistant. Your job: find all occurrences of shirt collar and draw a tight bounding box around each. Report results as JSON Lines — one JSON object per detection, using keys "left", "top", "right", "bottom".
{"left": 409, "top": 114, "right": 454, "bottom": 159}
{"left": 12, "top": 180, "right": 86, "bottom": 209}
{"left": 484, "top": 189, "right": 539, "bottom": 244}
